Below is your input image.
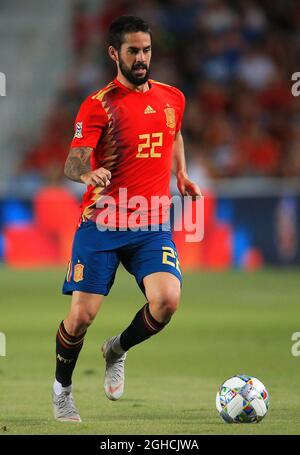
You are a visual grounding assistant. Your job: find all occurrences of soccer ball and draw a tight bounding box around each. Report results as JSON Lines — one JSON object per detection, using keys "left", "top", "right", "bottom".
{"left": 216, "top": 374, "right": 269, "bottom": 423}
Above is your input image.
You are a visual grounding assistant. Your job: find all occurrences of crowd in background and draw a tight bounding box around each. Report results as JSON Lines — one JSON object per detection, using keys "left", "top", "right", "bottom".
{"left": 20, "top": 0, "right": 300, "bottom": 187}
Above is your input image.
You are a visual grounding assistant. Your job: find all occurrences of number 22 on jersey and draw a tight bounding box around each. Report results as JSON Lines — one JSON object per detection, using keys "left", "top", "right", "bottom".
{"left": 136, "top": 132, "right": 163, "bottom": 158}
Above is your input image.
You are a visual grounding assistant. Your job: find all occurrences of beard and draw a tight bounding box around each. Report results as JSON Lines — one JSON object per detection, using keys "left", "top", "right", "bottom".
{"left": 119, "top": 55, "right": 150, "bottom": 86}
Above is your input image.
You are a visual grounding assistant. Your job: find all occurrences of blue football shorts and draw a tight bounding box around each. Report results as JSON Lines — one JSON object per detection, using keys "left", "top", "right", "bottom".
{"left": 62, "top": 220, "right": 182, "bottom": 296}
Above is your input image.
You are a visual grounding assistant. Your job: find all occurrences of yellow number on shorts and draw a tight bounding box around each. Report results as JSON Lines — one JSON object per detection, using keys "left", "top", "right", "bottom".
{"left": 162, "top": 246, "right": 181, "bottom": 274}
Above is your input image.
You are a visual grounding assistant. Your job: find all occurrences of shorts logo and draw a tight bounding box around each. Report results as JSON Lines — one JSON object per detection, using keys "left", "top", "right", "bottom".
{"left": 66, "top": 260, "right": 72, "bottom": 282}
{"left": 164, "top": 107, "right": 176, "bottom": 129}
{"left": 74, "top": 263, "right": 84, "bottom": 282}
{"left": 74, "top": 121, "right": 83, "bottom": 138}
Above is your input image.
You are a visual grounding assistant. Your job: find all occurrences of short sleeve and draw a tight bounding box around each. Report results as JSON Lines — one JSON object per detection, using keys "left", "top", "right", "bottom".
{"left": 176, "top": 91, "right": 186, "bottom": 133}
{"left": 70, "top": 96, "right": 108, "bottom": 149}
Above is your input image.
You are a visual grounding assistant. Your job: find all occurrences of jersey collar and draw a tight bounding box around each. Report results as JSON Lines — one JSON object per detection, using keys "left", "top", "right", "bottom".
{"left": 113, "top": 77, "right": 152, "bottom": 94}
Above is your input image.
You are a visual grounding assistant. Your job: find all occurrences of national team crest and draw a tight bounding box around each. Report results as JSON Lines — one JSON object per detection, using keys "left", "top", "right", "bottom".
{"left": 74, "top": 263, "right": 84, "bottom": 282}
{"left": 74, "top": 121, "right": 83, "bottom": 138}
{"left": 164, "top": 107, "right": 176, "bottom": 129}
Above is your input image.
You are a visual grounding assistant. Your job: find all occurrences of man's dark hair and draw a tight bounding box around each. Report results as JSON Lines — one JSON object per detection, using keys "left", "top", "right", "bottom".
{"left": 109, "top": 16, "right": 152, "bottom": 51}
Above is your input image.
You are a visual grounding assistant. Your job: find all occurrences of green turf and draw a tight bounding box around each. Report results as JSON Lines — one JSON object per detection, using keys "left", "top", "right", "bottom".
{"left": 0, "top": 266, "right": 300, "bottom": 435}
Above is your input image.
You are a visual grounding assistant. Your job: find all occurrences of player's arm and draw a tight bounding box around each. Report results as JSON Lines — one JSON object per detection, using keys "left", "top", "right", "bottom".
{"left": 172, "top": 131, "right": 202, "bottom": 198}
{"left": 64, "top": 146, "right": 111, "bottom": 187}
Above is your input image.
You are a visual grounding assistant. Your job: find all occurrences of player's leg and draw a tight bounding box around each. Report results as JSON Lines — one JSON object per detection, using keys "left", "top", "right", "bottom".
{"left": 53, "top": 220, "right": 120, "bottom": 420}
{"left": 115, "top": 272, "right": 180, "bottom": 352}
{"left": 55, "top": 291, "right": 104, "bottom": 392}
{"left": 101, "top": 272, "right": 180, "bottom": 401}
{"left": 101, "top": 233, "right": 182, "bottom": 401}
{"left": 53, "top": 291, "right": 104, "bottom": 422}
{"left": 144, "top": 272, "right": 181, "bottom": 322}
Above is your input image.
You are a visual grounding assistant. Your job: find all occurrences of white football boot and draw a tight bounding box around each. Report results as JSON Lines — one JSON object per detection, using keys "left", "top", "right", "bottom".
{"left": 101, "top": 336, "right": 127, "bottom": 401}
{"left": 52, "top": 389, "right": 82, "bottom": 422}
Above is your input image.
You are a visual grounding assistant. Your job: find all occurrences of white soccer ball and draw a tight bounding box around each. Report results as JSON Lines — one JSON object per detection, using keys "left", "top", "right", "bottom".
{"left": 216, "top": 374, "right": 270, "bottom": 423}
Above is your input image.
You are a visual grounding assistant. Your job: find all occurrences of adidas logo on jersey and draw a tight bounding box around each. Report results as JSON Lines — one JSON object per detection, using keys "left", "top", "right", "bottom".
{"left": 144, "top": 105, "right": 156, "bottom": 114}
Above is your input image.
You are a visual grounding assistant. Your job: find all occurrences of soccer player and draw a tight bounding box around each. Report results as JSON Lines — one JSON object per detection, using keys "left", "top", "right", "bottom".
{"left": 52, "top": 15, "right": 201, "bottom": 422}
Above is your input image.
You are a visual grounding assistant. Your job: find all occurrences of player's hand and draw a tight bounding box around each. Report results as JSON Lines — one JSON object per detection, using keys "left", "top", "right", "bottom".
{"left": 80, "top": 167, "right": 111, "bottom": 187}
{"left": 177, "top": 172, "right": 202, "bottom": 200}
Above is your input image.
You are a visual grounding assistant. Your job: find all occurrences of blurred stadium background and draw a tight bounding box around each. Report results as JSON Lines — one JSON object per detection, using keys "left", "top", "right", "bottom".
{"left": 1, "top": 0, "right": 300, "bottom": 436}
{"left": 1, "top": 0, "right": 300, "bottom": 269}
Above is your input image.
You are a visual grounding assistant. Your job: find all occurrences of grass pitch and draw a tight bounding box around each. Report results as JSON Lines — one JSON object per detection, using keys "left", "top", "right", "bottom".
{"left": 0, "top": 266, "right": 300, "bottom": 435}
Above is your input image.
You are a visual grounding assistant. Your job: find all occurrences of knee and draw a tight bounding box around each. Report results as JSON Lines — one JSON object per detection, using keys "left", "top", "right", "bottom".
{"left": 149, "top": 287, "right": 181, "bottom": 320}
{"left": 162, "top": 291, "right": 180, "bottom": 316}
{"left": 66, "top": 307, "right": 96, "bottom": 336}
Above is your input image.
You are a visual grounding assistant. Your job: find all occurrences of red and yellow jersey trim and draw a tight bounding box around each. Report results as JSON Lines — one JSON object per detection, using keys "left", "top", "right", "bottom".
{"left": 92, "top": 81, "right": 117, "bottom": 102}
{"left": 83, "top": 81, "right": 119, "bottom": 221}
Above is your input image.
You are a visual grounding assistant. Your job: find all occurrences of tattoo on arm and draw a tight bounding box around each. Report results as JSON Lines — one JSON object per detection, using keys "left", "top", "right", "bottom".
{"left": 64, "top": 147, "right": 93, "bottom": 183}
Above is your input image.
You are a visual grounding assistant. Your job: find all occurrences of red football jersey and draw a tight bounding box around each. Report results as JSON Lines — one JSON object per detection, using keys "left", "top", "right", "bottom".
{"left": 71, "top": 78, "right": 185, "bottom": 227}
